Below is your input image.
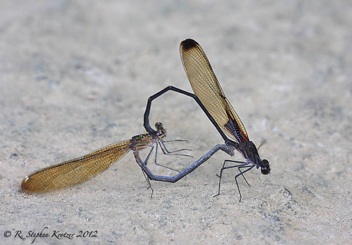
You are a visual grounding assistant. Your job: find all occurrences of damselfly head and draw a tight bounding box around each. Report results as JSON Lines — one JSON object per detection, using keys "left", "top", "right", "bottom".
{"left": 155, "top": 122, "right": 167, "bottom": 138}
{"left": 260, "top": 159, "right": 270, "bottom": 175}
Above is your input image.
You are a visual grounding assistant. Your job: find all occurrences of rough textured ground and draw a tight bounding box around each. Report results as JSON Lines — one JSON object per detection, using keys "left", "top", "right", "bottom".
{"left": 1, "top": 1, "right": 351, "bottom": 244}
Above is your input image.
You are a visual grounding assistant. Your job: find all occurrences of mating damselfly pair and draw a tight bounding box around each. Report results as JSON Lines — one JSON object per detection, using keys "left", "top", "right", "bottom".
{"left": 21, "top": 39, "right": 270, "bottom": 201}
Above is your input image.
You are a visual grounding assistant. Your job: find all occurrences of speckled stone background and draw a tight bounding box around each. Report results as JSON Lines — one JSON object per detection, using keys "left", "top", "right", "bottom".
{"left": 1, "top": 1, "right": 351, "bottom": 244}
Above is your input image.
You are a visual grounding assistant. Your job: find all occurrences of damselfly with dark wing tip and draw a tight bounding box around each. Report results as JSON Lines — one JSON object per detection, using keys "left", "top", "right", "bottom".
{"left": 144, "top": 39, "right": 270, "bottom": 201}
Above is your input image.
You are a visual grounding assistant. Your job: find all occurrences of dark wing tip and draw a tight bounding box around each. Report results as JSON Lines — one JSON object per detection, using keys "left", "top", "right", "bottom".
{"left": 21, "top": 176, "right": 34, "bottom": 194}
{"left": 181, "top": 39, "right": 199, "bottom": 51}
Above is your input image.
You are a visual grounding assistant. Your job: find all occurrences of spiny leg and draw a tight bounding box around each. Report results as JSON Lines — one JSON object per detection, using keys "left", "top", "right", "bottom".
{"left": 214, "top": 160, "right": 247, "bottom": 197}
{"left": 214, "top": 160, "right": 255, "bottom": 202}
{"left": 143, "top": 145, "right": 155, "bottom": 166}
{"left": 139, "top": 143, "right": 185, "bottom": 197}
{"left": 216, "top": 160, "right": 250, "bottom": 184}
{"left": 138, "top": 139, "right": 195, "bottom": 194}
{"left": 142, "top": 143, "right": 184, "bottom": 172}
{"left": 234, "top": 165, "right": 255, "bottom": 202}
{"left": 163, "top": 139, "right": 188, "bottom": 143}
{"left": 223, "top": 160, "right": 252, "bottom": 186}
{"left": 158, "top": 140, "right": 192, "bottom": 158}
{"left": 140, "top": 168, "right": 154, "bottom": 198}
{"left": 153, "top": 143, "right": 180, "bottom": 173}
{"left": 138, "top": 149, "right": 155, "bottom": 197}
{"left": 236, "top": 164, "right": 251, "bottom": 187}
{"left": 149, "top": 138, "right": 195, "bottom": 173}
{"left": 138, "top": 142, "right": 190, "bottom": 196}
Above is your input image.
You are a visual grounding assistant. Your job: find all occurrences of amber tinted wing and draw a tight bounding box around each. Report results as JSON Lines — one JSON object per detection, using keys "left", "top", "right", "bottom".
{"left": 180, "top": 39, "right": 249, "bottom": 142}
{"left": 21, "top": 140, "right": 132, "bottom": 193}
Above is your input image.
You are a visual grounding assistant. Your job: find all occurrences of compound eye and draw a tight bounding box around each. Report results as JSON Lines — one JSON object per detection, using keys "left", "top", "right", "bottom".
{"left": 261, "top": 168, "right": 269, "bottom": 175}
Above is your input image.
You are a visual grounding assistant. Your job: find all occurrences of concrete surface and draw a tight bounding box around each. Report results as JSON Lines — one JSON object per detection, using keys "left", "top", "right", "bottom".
{"left": 1, "top": 0, "right": 352, "bottom": 244}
